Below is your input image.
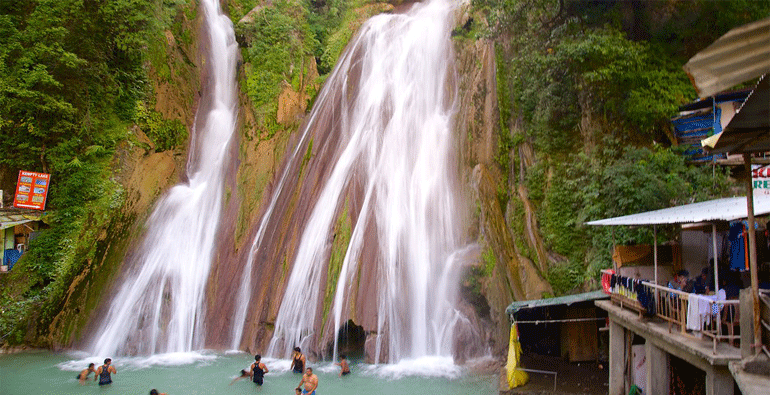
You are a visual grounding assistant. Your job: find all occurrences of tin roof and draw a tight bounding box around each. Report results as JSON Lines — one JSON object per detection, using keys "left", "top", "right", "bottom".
{"left": 585, "top": 195, "right": 770, "bottom": 226}
{"left": 683, "top": 16, "right": 770, "bottom": 98}
{"left": 701, "top": 75, "right": 770, "bottom": 154}
{"left": 506, "top": 290, "right": 608, "bottom": 316}
{"left": 0, "top": 208, "right": 45, "bottom": 230}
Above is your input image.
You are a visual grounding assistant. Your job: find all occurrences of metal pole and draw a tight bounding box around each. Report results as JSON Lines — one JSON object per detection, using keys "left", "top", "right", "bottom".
{"left": 612, "top": 227, "right": 617, "bottom": 273}
{"left": 713, "top": 223, "right": 719, "bottom": 294}
{"left": 744, "top": 153, "right": 761, "bottom": 354}
{"left": 654, "top": 224, "right": 658, "bottom": 286}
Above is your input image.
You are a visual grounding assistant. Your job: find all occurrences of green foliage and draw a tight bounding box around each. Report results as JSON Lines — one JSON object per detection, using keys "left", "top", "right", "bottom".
{"left": 236, "top": 0, "right": 319, "bottom": 137}
{"left": 321, "top": 202, "right": 351, "bottom": 330}
{"left": 556, "top": 29, "right": 695, "bottom": 135}
{"left": 307, "top": 0, "right": 349, "bottom": 74}
{"left": 0, "top": 0, "right": 192, "bottom": 346}
{"left": 546, "top": 259, "right": 585, "bottom": 296}
{"left": 481, "top": 247, "right": 496, "bottom": 277}
{"left": 0, "top": 293, "right": 41, "bottom": 344}
{"left": 472, "top": 0, "right": 763, "bottom": 294}
{"left": 528, "top": 143, "right": 733, "bottom": 289}
{"left": 320, "top": 23, "right": 353, "bottom": 74}
{"left": 135, "top": 102, "right": 188, "bottom": 151}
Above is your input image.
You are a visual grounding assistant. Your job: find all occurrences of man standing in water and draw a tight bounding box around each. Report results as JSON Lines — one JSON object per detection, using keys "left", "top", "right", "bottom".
{"left": 94, "top": 358, "right": 116, "bottom": 385}
{"left": 290, "top": 347, "right": 306, "bottom": 373}
{"left": 250, "top": 354, "right": 269, "bottom": 386}
{"left": 298, "top": 367, "right": 318, "bottom": 395}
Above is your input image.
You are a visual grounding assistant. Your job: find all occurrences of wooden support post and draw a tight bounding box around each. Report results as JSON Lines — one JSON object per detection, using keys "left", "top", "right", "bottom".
{"left": 744, "top": 153, "right": 762, "bottom": 354}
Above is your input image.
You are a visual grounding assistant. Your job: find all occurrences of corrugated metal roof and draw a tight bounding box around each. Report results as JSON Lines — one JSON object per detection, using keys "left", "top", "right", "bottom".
{"left": 701, "top": 75, "right": 770, "bottom": 154}
{"left": 585, "top": 195, "right": 770, "bottom": 226}
{"left": 506, "top": 291, "right": 608, "bottom": 316}
{"left": 683, "top": 16, "right": 770, "bottom": 98}
{"left": 677, "top": 88, "right": 751, "bottom": 112}
{"left": 0, "top": 208, "right": 44, "bottom": 230}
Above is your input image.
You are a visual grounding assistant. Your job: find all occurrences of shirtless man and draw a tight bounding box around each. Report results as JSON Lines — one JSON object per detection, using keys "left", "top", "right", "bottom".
{"left": 336, "top": 354, "right": 351, "bottom": 376}
{"left": 298, "top": 367, "right": 319, "bottom": 395}
{"left": 94, "top": 358, "right": 116, "bottom": 386}
{"left": 77, "top": 363, "right": 96, "bottom": 384}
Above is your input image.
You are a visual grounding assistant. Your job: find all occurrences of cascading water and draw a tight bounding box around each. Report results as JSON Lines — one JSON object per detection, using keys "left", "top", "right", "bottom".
{"left": 246, "top": 0, "right": 468, "bottom": 363}
{"left": 90, "top": 0, "right": 239, "bottom": 356}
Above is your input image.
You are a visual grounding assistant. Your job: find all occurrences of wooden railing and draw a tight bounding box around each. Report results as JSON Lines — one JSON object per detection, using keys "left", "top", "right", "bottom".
{"left": 760, "top": 289, "right": 770, "bottom": 358}
{"left": 602, "top": 270, "right": 740, "bottom": 353}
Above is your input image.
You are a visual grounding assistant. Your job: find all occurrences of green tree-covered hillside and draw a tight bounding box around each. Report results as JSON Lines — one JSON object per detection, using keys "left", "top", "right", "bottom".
{"left": 474, "top": 0, "right": 769, "bottom": 294}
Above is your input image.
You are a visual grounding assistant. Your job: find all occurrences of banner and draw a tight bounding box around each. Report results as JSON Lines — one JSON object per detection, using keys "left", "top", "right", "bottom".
{"left": 13, "top": 170, "right": 51, "bottom": 210}
{"left": 753, "top": 165, "right": 770, "bottom": 195}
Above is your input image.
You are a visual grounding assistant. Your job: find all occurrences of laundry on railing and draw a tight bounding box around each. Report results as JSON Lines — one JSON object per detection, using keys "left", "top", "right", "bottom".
{"left": 636, "top": 283, "right": 656, "bottom": 316}
{"left": 687, "top": 291, "right": 727, "bottom": 331}
{"left": 605, "top": 271, "right": 656, "bottom": 316}
{"left": 687, "top": 294, "right": 711, "bottom": 331}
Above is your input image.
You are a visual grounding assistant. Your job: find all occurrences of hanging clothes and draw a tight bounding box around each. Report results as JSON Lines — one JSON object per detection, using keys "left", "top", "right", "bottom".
{"left": 728, "top": 222, "right": 746, "bottom": 271}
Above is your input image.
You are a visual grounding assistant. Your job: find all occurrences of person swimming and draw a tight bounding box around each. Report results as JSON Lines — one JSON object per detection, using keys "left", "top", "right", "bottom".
{"left": 229, "top": 368, "right": 251, "bottom": 385}
{"left": 76, "top": 363, "right": 95, "bottom": 384}
{"left": 336, "top": 354, "right": 351, "bottom": 376}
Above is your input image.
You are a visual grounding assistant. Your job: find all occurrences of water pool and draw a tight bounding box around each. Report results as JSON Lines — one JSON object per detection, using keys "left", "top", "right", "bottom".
{"left": 0, "top": 351, "right": 498, "bottom": 395}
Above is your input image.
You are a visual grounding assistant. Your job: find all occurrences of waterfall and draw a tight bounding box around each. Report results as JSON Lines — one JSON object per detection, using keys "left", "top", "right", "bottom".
{"left": 90, "top": 0, "right": 239, "bottom": 356}
{"left": 254, "top": 0, "right": 466, "bottom": 362}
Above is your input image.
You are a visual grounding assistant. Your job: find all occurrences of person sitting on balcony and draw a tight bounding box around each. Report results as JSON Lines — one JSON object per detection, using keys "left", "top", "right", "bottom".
{"left": 693, "top": 267, "right": 711, "bottom": 294}
{"left": 668, "top": 270, "right": 689, "bottom": 292}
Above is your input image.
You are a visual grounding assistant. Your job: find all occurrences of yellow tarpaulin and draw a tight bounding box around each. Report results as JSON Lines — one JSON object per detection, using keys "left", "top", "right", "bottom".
{"left": 506, "top": 323, "right": 529, "bottom": 389}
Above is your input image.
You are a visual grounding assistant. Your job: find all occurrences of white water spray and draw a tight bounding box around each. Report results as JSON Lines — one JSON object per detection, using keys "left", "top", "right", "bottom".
{"left": 261, "top": 0, "right": 466, "bottom": 362}
{"left": 90, "top": 0, "right": 239, "bottom": 356}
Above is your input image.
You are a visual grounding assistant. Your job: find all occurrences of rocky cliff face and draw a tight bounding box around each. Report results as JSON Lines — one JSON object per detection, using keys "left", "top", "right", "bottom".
{"left": 452, "top": 11, "right": 552, "bottom": 358}
{"left": 47, "top": 0, "right": 549, "bottom": 361}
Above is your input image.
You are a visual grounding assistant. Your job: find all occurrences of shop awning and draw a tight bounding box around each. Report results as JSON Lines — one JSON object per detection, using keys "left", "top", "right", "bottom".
{"left": 0, "top": 208, "right": 44, "bottom": 231}
{"left": 506, "top": 291, "right": 608, "bottom": 316}
{"left": 701, "top": 75, "right": 770, "bottom": 154}
{"left": 683, "top": 16, "right": 770, "bottom": 98}
{"left": 585, "top": 195, "right": 770, "bottom": 226}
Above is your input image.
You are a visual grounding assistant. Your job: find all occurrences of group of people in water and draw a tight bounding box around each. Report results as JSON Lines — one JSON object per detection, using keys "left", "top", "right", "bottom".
{"left": 231, "top": 347, "right": 351, "bottom": 394}
{"left": 77, "top": 357, "right": 166, "bottom": 394}
{"left": 76, "top": 347, "right": 350, "bottom": 394}
{"left": 77, "top": 358, "right": 116, "bottom": 386}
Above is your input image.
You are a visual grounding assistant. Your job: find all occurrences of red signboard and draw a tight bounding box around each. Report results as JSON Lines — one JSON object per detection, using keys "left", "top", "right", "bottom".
{"left": 13, "top": 170, "right": 51, "bottom": 210}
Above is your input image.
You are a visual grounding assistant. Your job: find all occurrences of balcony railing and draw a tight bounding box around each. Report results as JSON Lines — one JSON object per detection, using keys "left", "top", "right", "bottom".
{"left": 760, "top": 289, "right": 770, "bottom": 358}
{"left": 602, "top": 270, "right": 740, "bottom": 353}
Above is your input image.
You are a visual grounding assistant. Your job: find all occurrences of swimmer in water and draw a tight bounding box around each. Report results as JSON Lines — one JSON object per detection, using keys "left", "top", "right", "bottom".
{"left": 229, "top": 368, "right": 252, "bottom": 385}
{"left": 336, "top": 354, "right": 351, "bottom": 376}
{"left": 76, "top": 363, "right": 96, "bottom": 384}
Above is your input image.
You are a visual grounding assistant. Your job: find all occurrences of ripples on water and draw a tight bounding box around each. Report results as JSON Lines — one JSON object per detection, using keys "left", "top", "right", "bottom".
{"left": 1, "top": 351, "right": 496, "bottom": 395}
